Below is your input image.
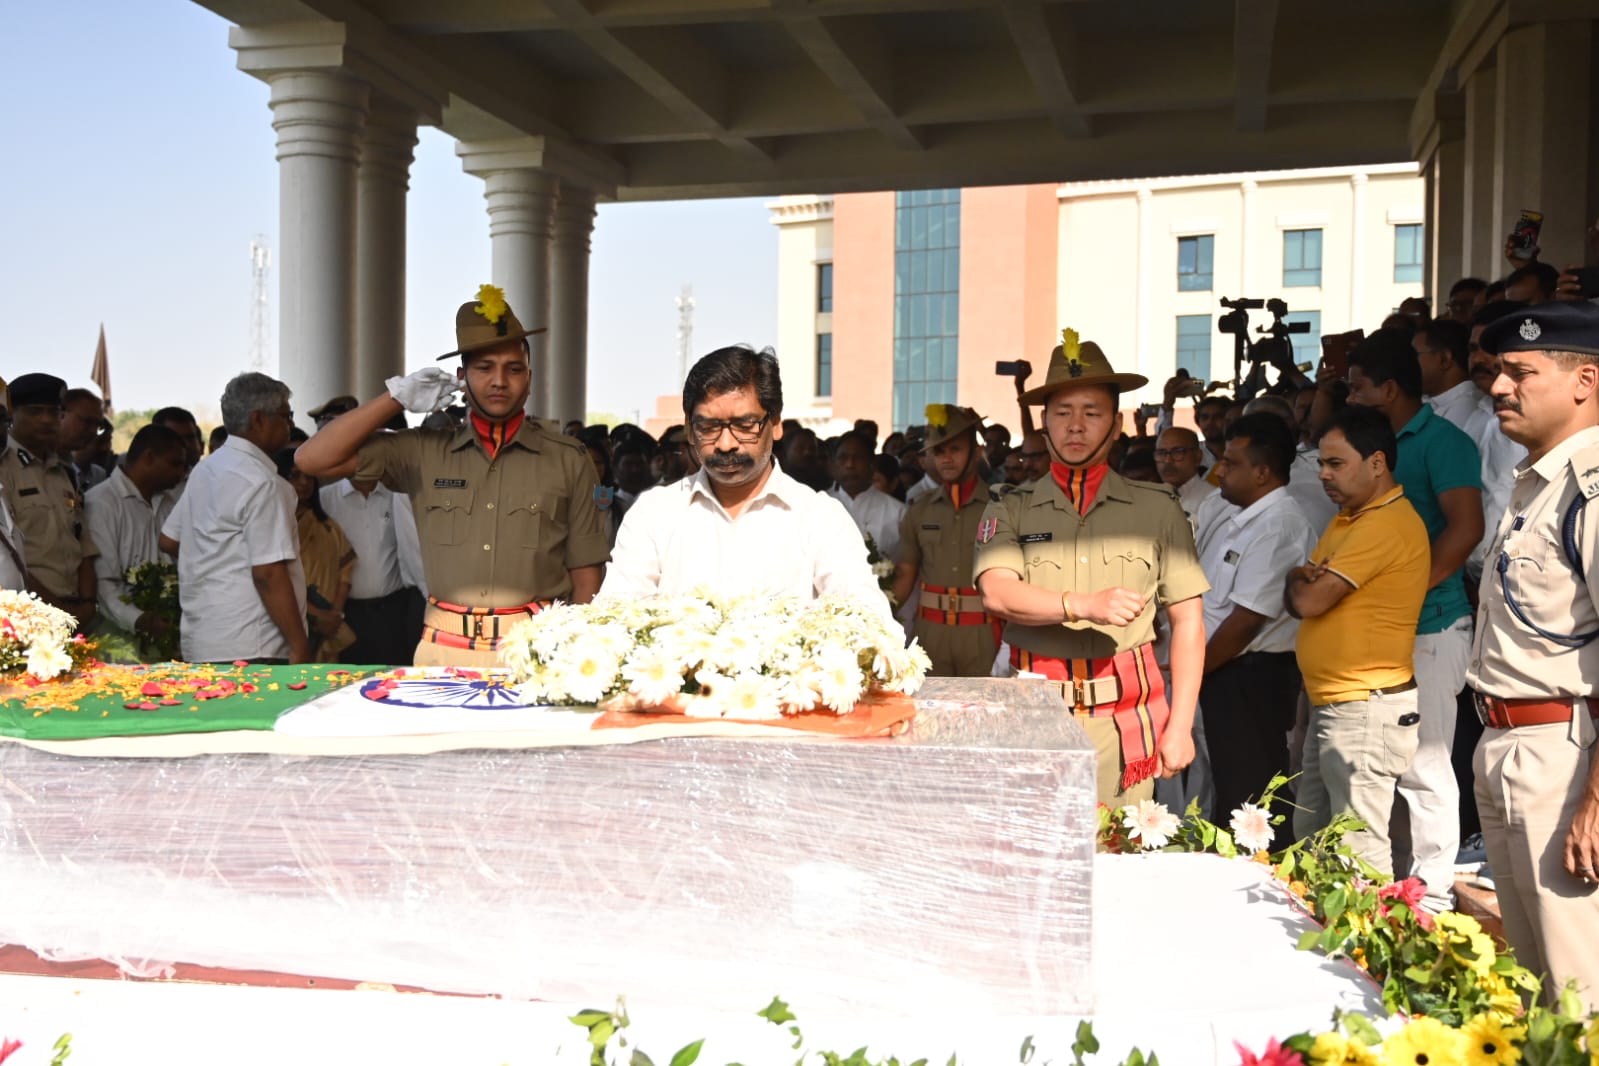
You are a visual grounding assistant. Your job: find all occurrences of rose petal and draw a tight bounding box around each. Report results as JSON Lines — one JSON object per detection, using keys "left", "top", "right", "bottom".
{"left": 288, "top": 682, "right": 308, "bottom": 691}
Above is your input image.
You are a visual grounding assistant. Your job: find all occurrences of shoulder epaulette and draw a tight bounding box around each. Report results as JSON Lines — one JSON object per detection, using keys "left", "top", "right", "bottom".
{"left": 1126, "top": 478, "right": 1179, "bottom": 500}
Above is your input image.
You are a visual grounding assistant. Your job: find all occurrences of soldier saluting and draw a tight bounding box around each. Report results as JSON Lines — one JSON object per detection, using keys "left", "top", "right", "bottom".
{"left": 297, "top": 286, "right": 610, "bottom": 667}
{"left": 976, "top": 331, "right": 1209, "bottom": 806}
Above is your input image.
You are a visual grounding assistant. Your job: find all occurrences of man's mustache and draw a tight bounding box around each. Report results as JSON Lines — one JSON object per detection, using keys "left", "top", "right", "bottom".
{"left": 1493, "top": 399, "right": 1521, "bottom": 413}
{"left": 707, "top": 452, "right": 754, "bottom": 468}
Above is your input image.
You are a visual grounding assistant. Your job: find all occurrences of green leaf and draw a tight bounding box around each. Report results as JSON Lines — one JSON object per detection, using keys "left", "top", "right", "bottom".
{"left": 1342, "top": 1013, "right": 1382, "bottom": 1045}
{"left": 668, "top": 1040, "right": 704, "bottom": 1066}
{"left": 633, "top": 1053, "right": 657, "bottom": 1066}
{"left": 1020, "top": 1035, "right": 1037, "bottom": 1063}
{"left": 758, "top": 996, "right": 797, "bottom": 1025}
{"left": 1296, "top": 930, "right": 1321, "bottom": 951}
{"left": 570, "top": 1010, "right": 614, "bottom": 1029}
{"left": 588, "top": 1020, "right": 616, "bottom": 1050}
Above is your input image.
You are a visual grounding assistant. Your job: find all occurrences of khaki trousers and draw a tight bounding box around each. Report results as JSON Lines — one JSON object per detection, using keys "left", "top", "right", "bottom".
{"left": 1295, "top": 689, "right": 1420, "bottom": 876}
{"left": 1474, "top": 713, "right": 1599, "bottom": 1011}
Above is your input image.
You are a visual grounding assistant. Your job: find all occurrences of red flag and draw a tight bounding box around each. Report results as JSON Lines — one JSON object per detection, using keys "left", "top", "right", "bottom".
{"left": 90, "top": 324, "right": 112, "bottom": 413}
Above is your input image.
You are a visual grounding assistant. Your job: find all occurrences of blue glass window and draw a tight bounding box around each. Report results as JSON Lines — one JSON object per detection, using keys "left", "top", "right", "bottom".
{"left": 893, "top": 189, "right": 961, "bottom": 429}
{"left": 1283, "top": 229, "right": 1323, "bottom": 287}
{"left": 1394, "top": 224, "right": 1423, "bottom": 284}
{"left": 1178, "top": 235, "right": 1214, "bottom": 291}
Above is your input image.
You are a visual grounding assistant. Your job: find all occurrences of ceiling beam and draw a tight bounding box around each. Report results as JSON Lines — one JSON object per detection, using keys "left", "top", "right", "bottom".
{"left": 538, "top": 0, "right": 775, "bottom": 161}
{"left": 1233, "top": 0, "right": 1278, "bottom": 132}
{"left": 1000, "top": 1, "right": 1091, "bottom": 139}
{"left": 768, "top": 3, "right": 924, "bottom": 150}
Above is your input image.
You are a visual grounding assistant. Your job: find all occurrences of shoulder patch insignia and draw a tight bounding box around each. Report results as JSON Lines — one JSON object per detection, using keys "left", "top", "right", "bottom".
{"left": 594, "top": 485, "right": 614, "bottom": 511}
{"left": 977, "top": 517, "right": 998, "bottom": 544}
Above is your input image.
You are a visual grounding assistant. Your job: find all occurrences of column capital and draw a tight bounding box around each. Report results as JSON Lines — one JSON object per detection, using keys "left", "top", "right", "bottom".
{"left": 231, "top": 21, "right": 444, "bottom": 125}
{"left": 553, "top": 185, "right": 599, "bottom": 254}
{"left": 484, "top": 170, "right": 560, "bottom": 242}
{"left": 267, "top": 71, "right": 368, "bottom": 165}
{"left": 457, "top": 137, "right": 622, "bottom": 201}
{"left": 362, "top": 95, "right": 421, "bottom": 190}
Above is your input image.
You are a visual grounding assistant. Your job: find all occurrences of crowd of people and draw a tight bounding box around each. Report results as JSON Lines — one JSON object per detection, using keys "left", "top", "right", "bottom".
{"left": 3, "top": 235, "right": 1599, "bottom": 1008}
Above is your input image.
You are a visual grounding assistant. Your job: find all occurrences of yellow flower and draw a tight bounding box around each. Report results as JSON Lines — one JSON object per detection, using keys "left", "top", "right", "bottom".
{"left": 1061, "top": 327, "right": 1082, "bottom": 366}
{"left": 1584, "top": 1016, "right": 1599, "bottom": 1066}
{"left": 1475, "top": 972, "right": 1522, "bottom": 1022}
{"left": 1382, "top": 1016, "right": 1467, "bottom": 1066}
{"left": 1437, "top": 913, "right": 1496, "bottom": 974}
{"left": 1311, "top": 1031, "right": 1379, "bottom": 1066}
{"left": 474, "top": 283, "right": 508, "bottom": 325}
{"left": 925, "top": 404, "right": 948, "bottom": 428}
{"left": 1437, "top": 913, "right": 1484, "bottom": 938}
{"left": 1460, "top": 1013, "right": 1523, "bottom": 1066}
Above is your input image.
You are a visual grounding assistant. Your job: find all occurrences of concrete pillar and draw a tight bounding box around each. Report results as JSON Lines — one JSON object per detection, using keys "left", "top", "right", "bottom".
{"left": 267, "top": 71, "right": 368, "bottom": 408}
{"left": 1462, "top": 68, "right": 1498, "bottom": 278}
{"left": 355, "top": 96, "right": 418, "bottom": 399}
{"left": 1349, "top": 172, "right": 1367, "bottom": 327}
{"left": 549, "top": 184, "right": 597, "bottom": 427}
{"left": 1493, "top": 21, "right": 1594, "bottom": 270}
{"left": 482, "top": 170, "right": 559, "bottom": 415}
{"left": 1426, "top": 133, "right": 1466, "bottom": 302}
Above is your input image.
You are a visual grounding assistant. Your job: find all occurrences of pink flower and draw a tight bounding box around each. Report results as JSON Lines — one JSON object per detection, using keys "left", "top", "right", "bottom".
{"left": 0, "top": 1038, "right": 23, "bottom": 1065}
{"left": 1379, "top": 878, "right": 1426, "bottom": 908}
{"left": 1234, "top": 1038, "right": 1304, "bottom": 1066}
{"left": 1229, "top": 802, "right": 1275, "bottom": 853}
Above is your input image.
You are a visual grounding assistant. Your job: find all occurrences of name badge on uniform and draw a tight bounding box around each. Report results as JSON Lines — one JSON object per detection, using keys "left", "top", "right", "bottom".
{"left": 433, "top": 478, "right": 467, "bottom": 489}
{"left": 976, "top": 518, "right": 998, "bottom": 544}
{"left": 1224, "top": 550, "right": 1239, "bottom": 565}
{"left": 1019, "top": 532, "right": 1053, "bottom": 544}
{"left": 921, "top": 523, "right": 941, "bottom": 531}
{"left": 594, "top": 485, "right": 614, "bottom": 512}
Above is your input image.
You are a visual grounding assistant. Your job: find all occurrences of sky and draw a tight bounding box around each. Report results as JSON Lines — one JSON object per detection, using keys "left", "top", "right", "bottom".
{"left": 0, "top": 0, "right": 778, "bottom": 426}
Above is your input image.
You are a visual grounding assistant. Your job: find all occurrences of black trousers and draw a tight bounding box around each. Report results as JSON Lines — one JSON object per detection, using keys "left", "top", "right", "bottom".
{"left": 344, "top": 586, "right": 425, "bottom": 666}
{"left": 1201, "top": 651, "right": 1301, "bottom": 847}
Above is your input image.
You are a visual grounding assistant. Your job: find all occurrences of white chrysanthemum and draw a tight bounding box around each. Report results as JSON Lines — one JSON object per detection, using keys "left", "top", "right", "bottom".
{"left": 654, "top": 623, "right": 719, "bottom": 669}
{"left": 549, "top": 643, "right": 623, "bottom": 704}
{"left": 803, "top": 645, "right": 865, "bottom": 714}
{"left": 1122, "top": 799, "right": 1181, "bottom": 850}
{"left": 1229, "top": 803, "right": 1275, "bottom": 854}
{"left": 24, "top": 643, "right": 72, "bottom": 680}
{"left": 708, "top": 672, "right": 784, "bottom": 720}
{"left": 622, "top": 644, "right": 687, "bottom": 706}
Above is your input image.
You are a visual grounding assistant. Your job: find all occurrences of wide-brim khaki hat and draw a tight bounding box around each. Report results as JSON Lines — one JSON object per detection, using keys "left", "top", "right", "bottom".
{"left": 1019, "top": 331, "right": 1148, "bottom": 405}
{"left": 922, "top": 404, "right": 984, "bottom": 449}
{"left": 437, "top": 284, "right": 547, "bottom": 361}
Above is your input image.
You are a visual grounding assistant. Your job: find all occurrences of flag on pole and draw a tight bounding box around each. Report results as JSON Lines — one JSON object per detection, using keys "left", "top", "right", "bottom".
{"left": 90, "top": 323, "right": 112, "bottom": 413}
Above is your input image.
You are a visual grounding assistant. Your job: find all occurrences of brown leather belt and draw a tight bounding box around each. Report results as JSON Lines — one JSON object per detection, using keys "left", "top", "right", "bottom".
{"left": 1473, "top": 692, "right": 1597, "bottom": 730}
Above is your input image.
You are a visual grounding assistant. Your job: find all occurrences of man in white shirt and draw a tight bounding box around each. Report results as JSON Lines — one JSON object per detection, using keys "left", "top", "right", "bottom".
{"left": 600, "top": 345, "right": 885, "bottom": 611}
{"left": 85, "top": 424, "right": 187, "bottom": 652}
{"left": 828, "top": 430, "right": 906, "bottom": 562}
{"left": 1154, "top": 427, "right": 1217, "bottom": 528}
{"left": 1198, "top": 413, "right": 1318, "bottom": 845}
{"left": 320, "top": 474, "right": 426, "bottom": 665}
{"left": 1417, "top": 318, "right": 1525, "bottom": 582}
{"left": 159, "top": 373, "right": 307, "bottom": 664}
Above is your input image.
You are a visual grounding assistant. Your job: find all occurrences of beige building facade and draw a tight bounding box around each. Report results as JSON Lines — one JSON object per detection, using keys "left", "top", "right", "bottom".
{"left": 770, "top": 164, "right": 1426, "bottom": 433}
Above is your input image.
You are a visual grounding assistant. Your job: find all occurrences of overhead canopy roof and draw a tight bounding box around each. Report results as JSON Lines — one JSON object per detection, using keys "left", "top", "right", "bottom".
{"left": 199, "top": 0, "right": 1483, "bottom": 201}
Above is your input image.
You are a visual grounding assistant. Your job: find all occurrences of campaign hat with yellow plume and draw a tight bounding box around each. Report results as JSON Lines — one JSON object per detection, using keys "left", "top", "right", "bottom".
{"left": 437, "top": 284, "right": 548, "bottom": 361}
{"left": 922, "top": 403, "right": 984, "bottom": 449}
{"left": 1019, "top": 328, "right": 1147, "bottom": 405}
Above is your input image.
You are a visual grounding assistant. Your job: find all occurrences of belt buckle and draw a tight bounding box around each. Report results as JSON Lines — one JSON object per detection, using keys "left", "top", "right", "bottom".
{"left": 1471, "top": 690, "right": 1491, "bottom": 727}
{"left": 1069, "top": 678, "right": 1088, "bottom": 712}
{"left": 471, "top": 614, "right": 488, "bottom": 640}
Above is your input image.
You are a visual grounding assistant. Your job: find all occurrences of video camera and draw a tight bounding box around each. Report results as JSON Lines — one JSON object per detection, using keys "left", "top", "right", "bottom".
{"left": 1217, "top": 297, "right": 1310, "bottom": 400}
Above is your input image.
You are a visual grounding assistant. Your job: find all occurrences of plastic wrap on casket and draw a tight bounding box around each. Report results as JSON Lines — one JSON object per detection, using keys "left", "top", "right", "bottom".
{"left": 0, "top": 677, "right": 1097, "bottom": 1015}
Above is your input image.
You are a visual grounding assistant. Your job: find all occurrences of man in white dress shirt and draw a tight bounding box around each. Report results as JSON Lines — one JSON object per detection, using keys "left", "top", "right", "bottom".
{"left": 1154, "top": 427, "right": 1217, "bottom": 528}
{"left": 319, "top": 474, "right": 426, "bottom": 665}
{"left": 600, "top": 345, "right": 885, "bottom": 610}
{"left": 85, "top": 424, "right": 187, "bottom": 652}
{"left": 828, "top": 430, "right": 906, "bottom": 562}
{"left": 1197, "top": 413, "right": 1318, "bottom": 843}
{"left": 159, "top": 373, "right": 307, "bottom": 664}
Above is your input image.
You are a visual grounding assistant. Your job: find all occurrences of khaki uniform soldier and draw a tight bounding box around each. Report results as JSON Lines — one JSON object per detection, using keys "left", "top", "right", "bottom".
{"left": 976, "top": 332, "right": 1209, "bottom": 806}
{"left": 296, "top": 286, "right": 610, "bottom": 667}
{"left": 0, "top": 373, "right": 99, "bottom": 629}
{"left": 893, "top": 404, "right": 1001, "bottom": 676}
{"left": 1465, "top": 302, "right": 1599, "bottom": 1010}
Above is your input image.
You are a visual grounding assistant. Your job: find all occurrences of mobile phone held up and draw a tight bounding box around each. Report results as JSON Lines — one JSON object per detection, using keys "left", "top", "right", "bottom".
{"left": 1571, "top": 266, "right": 1599, "bottom": 300}
{"left": 995, "top": 360, "right": 1024, "bottom": 376}
{"left": 1509, "top": 209, "right": 1543, "bottom": 260}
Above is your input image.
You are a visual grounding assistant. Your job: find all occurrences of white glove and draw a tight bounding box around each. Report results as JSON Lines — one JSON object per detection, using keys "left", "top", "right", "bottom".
{"left": 386, "top": 368, "right": 461, "bottom": 413}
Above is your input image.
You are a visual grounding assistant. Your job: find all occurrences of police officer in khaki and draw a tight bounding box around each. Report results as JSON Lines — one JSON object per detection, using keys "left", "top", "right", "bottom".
{"left": 296, "top": 285, "right": 610, "bottom": 667}
{"left": 0, "top": 373, "right": 98, "bottom": 629}
{"left": 892, "top": 404, "right": 1000, "bottom": 676}
{"left": 976, "top": 332, "right": 1209, "bottom": 807}
{"left": 1466, "top": 301, "right": 1599, "bottom": 1010}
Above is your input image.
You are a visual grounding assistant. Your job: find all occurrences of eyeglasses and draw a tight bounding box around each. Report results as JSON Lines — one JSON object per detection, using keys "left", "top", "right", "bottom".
{"left": 1153, "top": 446, "right": 1196, "bottom": 460}
{"left": 689, "top": 414, "right": 768, "bottom": 445}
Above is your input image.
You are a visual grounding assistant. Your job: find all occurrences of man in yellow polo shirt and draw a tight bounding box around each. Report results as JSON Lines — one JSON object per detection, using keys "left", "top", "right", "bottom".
{"left": 1285, "top": 405, "right": 1430, "bottom": 872}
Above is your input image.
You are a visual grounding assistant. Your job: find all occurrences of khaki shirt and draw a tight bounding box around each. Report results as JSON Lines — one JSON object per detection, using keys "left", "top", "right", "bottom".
{"left": 0, "top": 443, "right": 97, "bottom": 598}
{"left": 973, "top": 469, "right": 1209, "bottom": 658}
{"left": 900, "top": 484, "right": 992, "bottom": 590}
{"left": 1468, "top": 425, "right": 1599, "bottom": 700}
{"left": 354, "top": 420, "right": 610, "bottom": 608}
